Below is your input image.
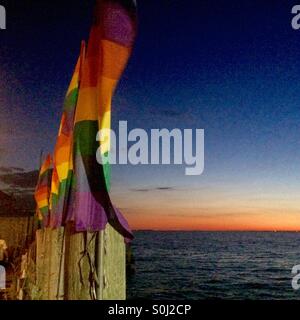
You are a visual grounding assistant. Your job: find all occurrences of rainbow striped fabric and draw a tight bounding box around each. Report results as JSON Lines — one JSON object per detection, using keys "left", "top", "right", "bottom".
{"left": 34, "top": 154, "right": 53, "bottom": 227}
{"left": 50, "top": 45, "right": 85, "bottom": 228}
{"left": 34, "top": 0, "right": 137, "bottom": 239}
{"left": 70, "top": 0, "right": 137, "bottom": 239}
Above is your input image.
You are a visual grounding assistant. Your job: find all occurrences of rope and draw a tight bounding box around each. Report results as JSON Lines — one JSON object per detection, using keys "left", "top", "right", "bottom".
{"left": 78, "top": 232, "right": 99, "bottom": 300}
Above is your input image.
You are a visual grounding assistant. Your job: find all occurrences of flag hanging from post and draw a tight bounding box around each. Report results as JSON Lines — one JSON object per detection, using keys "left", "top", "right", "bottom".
{"left": 71, "top": 0, "right": 137, "bottom": 239}
{"left": 34, "top": 154, "right": 53, "bottom": 227}
{"left": 50, "top": 44, "right": 85, "bottom": 228}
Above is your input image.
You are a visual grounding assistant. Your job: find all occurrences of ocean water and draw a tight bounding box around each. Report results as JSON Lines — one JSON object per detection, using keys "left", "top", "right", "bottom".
{"left": 127, "top": 231, "right": 300, "bottom": 300}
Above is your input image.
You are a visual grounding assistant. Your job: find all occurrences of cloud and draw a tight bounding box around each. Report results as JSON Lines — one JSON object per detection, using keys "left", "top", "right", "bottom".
{"left": 0, "top": 170, "right": 39, "bottom": 189}
{"left": 0, "top": 170, "right": 38, "bottom": 216}
{"left": 0, "top": 190, "right": 35, "bottom": 216}
{"left": 149, "top": 108, "right": 188, "bottom": 118}
{"left": 0, "top": 166, "right": 25, "bottom": 174}
{"left": 160, "top": 110, "right": 186, "bottom": 118}
{"left": 165, "top": 213, "right": 238, "bottom": 219}
{"left": 10, "top": 167, "right": 25, "bottom": 172}
{"left": 116, "top": 207, "right": 130, "bottom": 212}
{"left": 2, "top": 187, "right": 35, "bottom": 196}
{"left": 131, "top": 186, "right": 175, "bottom": 192}
{"left": 0, "top": 167, "right": 13, "bottom": 174}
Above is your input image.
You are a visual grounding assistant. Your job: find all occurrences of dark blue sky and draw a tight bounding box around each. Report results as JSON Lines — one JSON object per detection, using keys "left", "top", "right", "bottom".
{"left": 1, "top": 0, "right": 300, "bottom": 229}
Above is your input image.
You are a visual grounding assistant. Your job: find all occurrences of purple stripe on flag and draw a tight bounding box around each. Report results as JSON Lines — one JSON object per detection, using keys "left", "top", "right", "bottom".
{"left": 73, "top": 191, "right": 108, "bottom": 232}
{"left": 50, "top": 211, "right": 63, "bottom": 229}
{"left": 102, "top": 2, "right": 137, "bottom": 47}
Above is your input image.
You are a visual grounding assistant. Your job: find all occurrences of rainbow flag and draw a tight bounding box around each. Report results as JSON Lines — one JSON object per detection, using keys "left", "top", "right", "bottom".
{"left": 34, "top": 154, "right": 53, "bottom": 227}
{"left": 71, "top": 0, "right": 137, "bottom": 239}
{"left": 50, "top": 44, "right": 85, "bottom": 228}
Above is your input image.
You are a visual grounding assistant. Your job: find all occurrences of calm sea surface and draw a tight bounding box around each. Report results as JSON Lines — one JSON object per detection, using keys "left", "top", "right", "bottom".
{"left": 127, "top": 231, "right": 300, "bottom": 300}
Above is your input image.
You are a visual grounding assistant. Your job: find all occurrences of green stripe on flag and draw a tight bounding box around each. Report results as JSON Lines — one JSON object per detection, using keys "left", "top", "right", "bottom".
{"left": 64, "top": 88, "right": 79, "bottom": 111}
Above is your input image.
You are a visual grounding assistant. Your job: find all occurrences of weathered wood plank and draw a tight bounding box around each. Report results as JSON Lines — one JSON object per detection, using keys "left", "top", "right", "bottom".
{"left": 33, "top": 223, "right": 126, "bottom": 300}
{"left": 48, "top": 227, "right": 64, "bottom": 300}
{"left": 64, "top": 223, "right": 97, "bottom": 300}
{"left": 35, "top": 229, "right": 47, "bottom": 299}
{"left": 101, "top": 224, "right": 126, "bottom": 300}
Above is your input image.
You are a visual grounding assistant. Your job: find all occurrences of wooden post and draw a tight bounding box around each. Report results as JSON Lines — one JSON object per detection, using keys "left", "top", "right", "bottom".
{"left": 35, "top": 228, "right": 64, "bottom": 300}
{"left": 64, "top": 223, "right": 97, "bottom": 300}
{"left": 48, "top": 227, "right": 64, "bottom": 300}
{"left": 35, "top": 229, "right": 47, "bottom": 299}
{"left": 95, "top": 225, "right": 127, "bottom": 300}
{"left": 64, "top": 223, "right": 126, "bottom": 300}
{"left": 34, "top": 223, "right": 126, "bottom": 300}
{"left": 101, "top": 224, "right": 126, "bottom": 300}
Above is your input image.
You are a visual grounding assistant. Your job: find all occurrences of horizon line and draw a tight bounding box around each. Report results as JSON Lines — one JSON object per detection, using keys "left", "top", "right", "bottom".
{"left": 132, "top": 229, "right": 300, "bottom": 232}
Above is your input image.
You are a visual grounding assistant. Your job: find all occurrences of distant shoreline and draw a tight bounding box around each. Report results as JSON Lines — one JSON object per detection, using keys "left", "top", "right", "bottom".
{"left": 132, "top": 230, "right": 300, "bottom": 233}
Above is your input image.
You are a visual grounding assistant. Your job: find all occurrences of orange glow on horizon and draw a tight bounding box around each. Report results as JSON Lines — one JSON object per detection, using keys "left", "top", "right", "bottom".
{"left": 126, "top": 211, "right": 300, "bottom": 232}
{"left": 115, "top": 187, "right": 300, "bottom": 232}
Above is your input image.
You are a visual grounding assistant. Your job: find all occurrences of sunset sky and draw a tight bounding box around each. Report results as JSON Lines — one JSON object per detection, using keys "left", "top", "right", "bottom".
{"left": 1, "top": 0, "right": 300, "bottom": 231}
